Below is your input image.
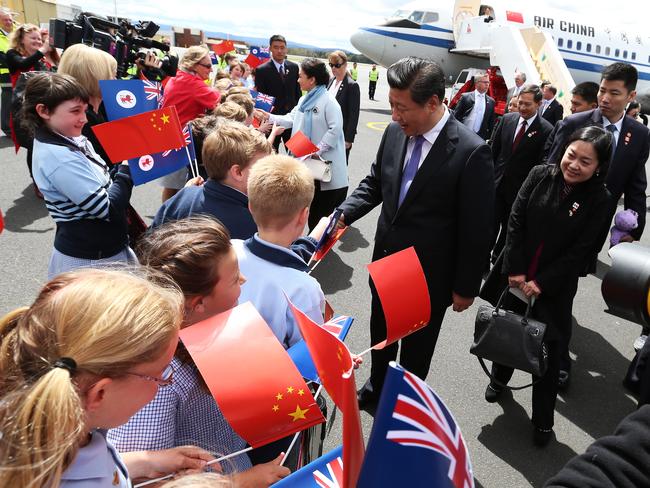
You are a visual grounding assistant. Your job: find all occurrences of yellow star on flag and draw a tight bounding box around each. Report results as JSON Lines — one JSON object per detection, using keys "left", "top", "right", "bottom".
{"left": 276, "top": 393, "right": 283, "bottom": 401}
{"left": 272, "top": 405, "right": 279, "bottom": 412}
{"left": 160, "top": 113, "right": 170, "bottom": 124}
{"left": 287, "top": 386, "right": 295, "bottom": 394}
{"left": 288, "top": 404, "right": 310, "bottom": 421}
{"left": 298, "top": 389, "right": 305, "bottom": 396}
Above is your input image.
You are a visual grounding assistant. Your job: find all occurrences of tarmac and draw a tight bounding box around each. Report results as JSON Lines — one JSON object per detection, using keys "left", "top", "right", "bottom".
{"left": 1, "top": 62, "right": 648, "bottom": 487}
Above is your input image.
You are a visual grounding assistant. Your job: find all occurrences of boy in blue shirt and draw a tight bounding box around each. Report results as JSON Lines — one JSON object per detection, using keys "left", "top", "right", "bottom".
{"left": 233, "top": 155, "right": 328, "bottom": 348}
{"left": 153, "top": 120, "right": 272, "bottom": 239}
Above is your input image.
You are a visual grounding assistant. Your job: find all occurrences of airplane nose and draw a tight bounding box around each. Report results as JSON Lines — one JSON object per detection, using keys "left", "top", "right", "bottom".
{"left": 350, "top": 28, "right": 385, "bottom": 64}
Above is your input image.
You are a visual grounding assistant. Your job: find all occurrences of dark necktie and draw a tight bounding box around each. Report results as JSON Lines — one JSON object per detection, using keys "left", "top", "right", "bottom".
{"left": 278, "top": 64, "right": 285, "bottom": 80}
{"left": 398, "top": 135, "right": 425, "bottom": 206}
{"left": 512, "top": 120, "right": 527, "bottom": 152}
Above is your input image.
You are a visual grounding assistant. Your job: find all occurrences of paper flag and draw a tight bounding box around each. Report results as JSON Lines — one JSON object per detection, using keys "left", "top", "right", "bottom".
{"left": 367, "top": 247, "right": 431, "bottom": 350}
{"left": 212, "top": 40, "right": 235, "bottom": 56}
{"left": 286, "top": 131, "right": 319, "bottom": 158}
{"left": 244, "top": 53, "right": 263, "bottom": 69}
{"left": 179, "top": 302, "right": 325, "bottom": 448}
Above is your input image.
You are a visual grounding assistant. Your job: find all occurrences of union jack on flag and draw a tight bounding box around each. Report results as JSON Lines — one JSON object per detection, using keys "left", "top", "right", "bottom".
{"left": 254, "top": 92, "right": 275, "bottom": 112}
{"left": 322, "top": 316, "right": 351, "bottom": 337}
{"left": 313, "top": 454, "right": 343, "bottom": 488}
{"left": 143, "top": 80, "right": 163, "bottom": 106}
{"left": 162, "top": 124, "right": 192, "bottom": 157}
{"left": 388, "top": 370, "right": 473, "bottom": 488}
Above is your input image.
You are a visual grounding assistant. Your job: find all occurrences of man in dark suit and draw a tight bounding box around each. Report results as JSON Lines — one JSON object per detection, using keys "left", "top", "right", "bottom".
{"left": 254, "top": 34, "right": 302, "bottom": 151}
{"left": 506, "top": 71, "right": 526, "bottom": 108}
{"left": 337, "top": 57, "right": 495, "bottom": 407}
{"left": 539, "top": 83, "right": 564, "bottom": 126}
{"left": 491, "top": 84, "right": 553, "bottom": 262}
{"left": 453, "top": 72, "right": 496, "bottom": 140}
{"left": 545, "top": 62, "right": 650, "bottom": 387}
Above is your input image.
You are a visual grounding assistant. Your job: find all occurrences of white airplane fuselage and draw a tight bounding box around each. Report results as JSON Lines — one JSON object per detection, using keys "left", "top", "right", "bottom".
{"left": 351, "top": 2, "right": 650, "bottom": 96}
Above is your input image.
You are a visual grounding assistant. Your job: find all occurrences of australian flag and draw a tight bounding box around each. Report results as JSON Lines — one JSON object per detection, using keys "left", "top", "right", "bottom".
{"left": 99, "top": 79, "right": 159, "bottom": 121}
{"left": 127, "top": 123, "right": 194, "bottom": 185}
{"left": 249, "top": 45, "right": 270, "bottom": 59}
{"left": 250, "top": 89, "right": 275, "bottom": 112}
{"left": 357, "top": 362, "right": 474, "bottom": 488}
{"left": 142, "top": 79, "right": 164, "bottom": 107}
{"left": 274, "top": 446, "right": 343, "bottom": 487}
{"left": 288, "top": 316, "right": 353, "bottom": 383}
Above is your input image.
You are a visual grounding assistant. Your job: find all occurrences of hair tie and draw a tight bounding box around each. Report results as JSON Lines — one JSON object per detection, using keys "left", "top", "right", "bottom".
{"left": 53, "top": 357, "right": 77, "bottom": 374}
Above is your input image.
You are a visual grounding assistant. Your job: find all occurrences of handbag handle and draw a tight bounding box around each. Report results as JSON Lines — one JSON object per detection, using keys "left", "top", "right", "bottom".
{"left": 477, "top": 357, "right": 544, "bottom": 390}
{"left": 494, "top": 287, "right": 536, "bottom": 325}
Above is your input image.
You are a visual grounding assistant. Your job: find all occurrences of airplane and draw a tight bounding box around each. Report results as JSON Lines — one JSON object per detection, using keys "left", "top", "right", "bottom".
{"left": 350, "top": 1, "right": 650, "bottom": 99}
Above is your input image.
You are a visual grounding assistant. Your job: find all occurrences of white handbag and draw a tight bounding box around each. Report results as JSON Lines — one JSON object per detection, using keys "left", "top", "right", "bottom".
{"left": 303, "top": 156, "right": 332, "bottom": 182}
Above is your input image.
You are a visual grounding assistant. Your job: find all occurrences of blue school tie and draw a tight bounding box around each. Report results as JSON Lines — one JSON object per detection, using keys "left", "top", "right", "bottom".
{"left": 398, "top": 135, "right": 425, "bottom": 207}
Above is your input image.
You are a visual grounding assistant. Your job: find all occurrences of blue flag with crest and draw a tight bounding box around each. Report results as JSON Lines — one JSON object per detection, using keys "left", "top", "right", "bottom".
{"left": 99, "top": 79, "right": 161, "bottom": 121}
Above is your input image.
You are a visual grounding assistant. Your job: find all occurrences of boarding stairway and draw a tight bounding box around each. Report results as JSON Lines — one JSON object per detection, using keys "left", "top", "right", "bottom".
{"left": 450, "top": 1, "right": 575, "bottom": 116}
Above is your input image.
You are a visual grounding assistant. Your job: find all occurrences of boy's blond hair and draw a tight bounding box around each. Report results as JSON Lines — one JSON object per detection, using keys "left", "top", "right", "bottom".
{"left": 202, "top": 121, "right": 272, "bottom": 180}
{"left": 214, "top": 101, "right": 247, "bottom": 123}
{"left": 247, "top": 155, "right": 315, "bottom": 229}
{"left": 224, "top": 93, "right": 254, "bottom": 116}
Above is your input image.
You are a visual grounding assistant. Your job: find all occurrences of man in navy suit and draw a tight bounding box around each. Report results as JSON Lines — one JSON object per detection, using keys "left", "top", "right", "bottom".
{"left": 453, "top": 72, "right": 496, "bottom": 140}
{"left": 337, "top": 57, "right": 495, "bottom": 407}
{"left": 254, "top": 34, "right": 301, "bottom": 151}
{"left": 539, "top": 83, "right": 564, "bottom": 126}
{"left": 545, "top": 62, "right": 650, "bottom": 388}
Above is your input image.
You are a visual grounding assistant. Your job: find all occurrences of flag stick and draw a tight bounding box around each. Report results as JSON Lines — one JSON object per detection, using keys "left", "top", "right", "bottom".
{"left": 133, "top": 447, "right": 254, "bottom": 487}
{"left": 356, "top": 346, "right": 375, "bottom": 357}
{"left": 280, "top": 385, "right": 323, "bottom": 466}
{"left": 307, "top": 258, "right": 322, "bottom": 275}
{"left": 185, "top": 144, "right": 197, "bottom": 179}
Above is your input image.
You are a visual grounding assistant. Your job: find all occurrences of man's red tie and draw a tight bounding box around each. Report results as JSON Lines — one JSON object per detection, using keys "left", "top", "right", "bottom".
{"left": 512, "top": 120, "right": 527, "bottom": 152}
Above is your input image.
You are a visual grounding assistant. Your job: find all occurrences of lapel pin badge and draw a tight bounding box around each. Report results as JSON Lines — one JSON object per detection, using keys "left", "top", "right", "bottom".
{"left": 569, "top": 202, "right": 580, "bottom": 217}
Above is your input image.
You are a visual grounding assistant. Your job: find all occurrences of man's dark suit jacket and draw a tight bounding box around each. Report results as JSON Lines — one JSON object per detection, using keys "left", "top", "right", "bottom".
{"left": 453, "top": 91, "right": 496, "bottom": 140}
{"left": 254, "top": 59, "right": 301, "bottom": 115}
{"left": 339, "top": 116, "right": 495, "bottom": 302}
{"left": 491, "top": 112, "right": 553, "bottom": 205}
{"left": 540, "top": 98, "right": 564, "bottom": 126}
{"left": 327, "top": 75, "right": 360, "bottom": 143}
{"left": 546, "top": 108, "right": 650, "bottom": 239}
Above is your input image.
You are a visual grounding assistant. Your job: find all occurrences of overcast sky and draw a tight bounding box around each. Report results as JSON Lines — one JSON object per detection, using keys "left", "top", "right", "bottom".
{"left": 75, "top": 0, "right": 647, "bottom": 51}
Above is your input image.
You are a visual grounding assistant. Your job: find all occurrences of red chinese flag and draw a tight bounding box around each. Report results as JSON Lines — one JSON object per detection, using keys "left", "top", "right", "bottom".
{"left": 91, "top": 106, "right": 185, "bottom": 163}
{"left": 212, "top": 40, "right": 235, "bottom": 55}
{"left": 244, "top": 53, "right": 263, "bottom": 69}
{"left": 285, "top": 130, "right": 319, "bottom": 157}
{"left": 314, "top": 226, "right": 348, "bottom": 262}
{"left": 367, "top": 246, "right": 431, "bottom": 350}
{"left": 0, "top": 208, "right": 4, "bottom": 234}
{"left": 288, "top": 298, "right": 365, "bottom": 488}
{"left": 506, "top": 11, "right": 524, "bottom": 23}
{"left": 179, "top": 302, "right": 324, "bottom": 448}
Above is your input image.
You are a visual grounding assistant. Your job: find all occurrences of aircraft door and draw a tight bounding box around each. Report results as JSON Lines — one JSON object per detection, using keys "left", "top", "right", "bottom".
{"left": 453, "top": 0, "right": 482, "bottom": 43}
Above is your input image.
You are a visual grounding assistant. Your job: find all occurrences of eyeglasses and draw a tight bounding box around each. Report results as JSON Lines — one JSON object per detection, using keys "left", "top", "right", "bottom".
{"left": 124, "top": 363, "right": 175, "bottom": 387}
{"left": 329, "top": 63, "right": 343, "bottom": 69}
{"left": 197, "top": 63, "right": 212, "bottom": 69}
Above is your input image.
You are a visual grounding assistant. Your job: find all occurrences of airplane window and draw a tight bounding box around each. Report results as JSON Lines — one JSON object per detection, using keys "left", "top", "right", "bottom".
{"left": 392, "top": 10, "right": 408, "bottom": 18}
{"left": 408, "top": 11, "right": 425, "bottom": 23}
{"left": 558, "top": 38, "right": 564, "bottom": 47}
{"left": 632, "top": 52, "right": 637, "bottom": 60}
{"left": 606, "top": 47, "right": 611, "bottom": 55}
{"left": 577, "top": 42, "right": 582, "bottom": 50}
{"left": 421, "top": 12, "right": 439, "bottom": 23}
{"left": 567, "top": 40, "right": 573, "bottom": 49}
{"left": 596, "top": 45, "right": 601, "bottom": 54}
{"left": 615, "top": 48, "right": 620, "bottom": 57}
{"left": 587, "top": 43, "right": 592, "bottom": 52}
{"left": 623, "top": 50, "right": 628, "bottom": 59}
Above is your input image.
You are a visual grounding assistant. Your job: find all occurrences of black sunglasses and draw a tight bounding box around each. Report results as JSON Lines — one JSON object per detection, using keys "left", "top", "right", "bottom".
{"left": 198, "top": 62, "right": 212, "bottom": 69}
{"left": 329, "top": 63, "right": 343, "bottom": 69}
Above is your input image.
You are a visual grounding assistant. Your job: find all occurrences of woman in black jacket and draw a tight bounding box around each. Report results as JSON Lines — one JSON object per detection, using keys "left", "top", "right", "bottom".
{"left": 326, "top": 50, "right": 360, "bottom": 163}
{"left": 484, "top": 126, "right": 614, "bottom": 446}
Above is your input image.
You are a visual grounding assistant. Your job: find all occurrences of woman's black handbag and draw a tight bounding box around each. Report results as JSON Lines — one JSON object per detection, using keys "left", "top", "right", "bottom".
{"left": 470, "top": 288, "right": 548, "bottom": 389}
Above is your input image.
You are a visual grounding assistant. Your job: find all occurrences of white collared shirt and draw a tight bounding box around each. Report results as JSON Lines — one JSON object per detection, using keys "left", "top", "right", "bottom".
{"left": 602, "top": 113, "right": 625, "bottom": 146}
{"left": 403, "top": 108, "right": 451, "bottom": 171}
{"left": 272, "top": 58, "right": 285, "bottom": 74}
{"left": 542, "top": 98, "right": 555, "bottom": 114}
{"left": 328, "top": 78, "right": 343, "bottom": 97}
{"left": 463, "top": 90, "right": 486, "bottom": 132}
{"left": 513, "top": 113, "right": 537, "bottom": 142}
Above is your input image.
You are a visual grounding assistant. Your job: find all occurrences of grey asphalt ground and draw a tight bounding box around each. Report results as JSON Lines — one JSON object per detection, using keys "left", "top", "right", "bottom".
{"left": 1, "top": 63, "right": 648, "bottom": 487}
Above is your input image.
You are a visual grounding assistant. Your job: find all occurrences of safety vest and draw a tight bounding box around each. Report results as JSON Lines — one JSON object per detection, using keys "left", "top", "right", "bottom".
{"left": 350, "top": 68, "right": 358, "bottom": 81}
{"left": 0, "top": 30, "right": 10, "bottom": 76}
{"left": 369, "top": 69, "right": 378, "bottom": 82}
